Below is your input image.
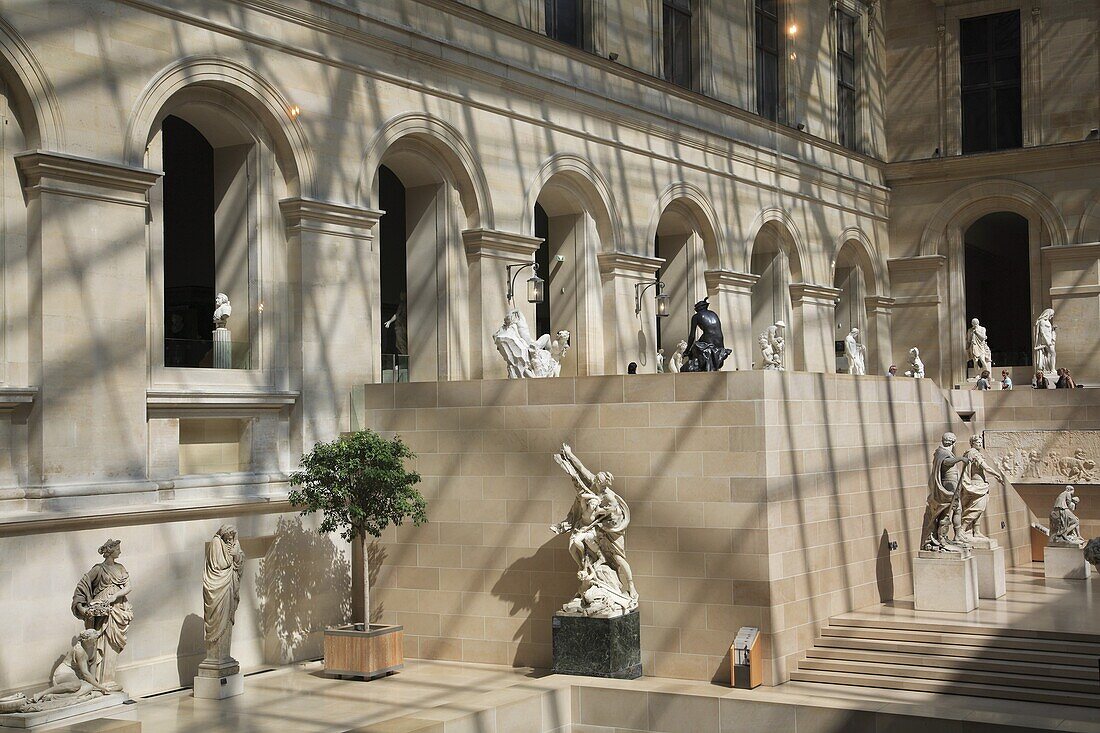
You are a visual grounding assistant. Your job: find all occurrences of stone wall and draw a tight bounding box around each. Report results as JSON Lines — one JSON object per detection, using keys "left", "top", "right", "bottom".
{"left": 354, "top": 372, "right": 1030, "bottom": 685}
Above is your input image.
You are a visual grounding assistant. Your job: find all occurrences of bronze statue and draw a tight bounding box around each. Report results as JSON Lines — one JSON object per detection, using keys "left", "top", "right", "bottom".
{"left": 682, "top": 298, "right": 730, "bottom": 372}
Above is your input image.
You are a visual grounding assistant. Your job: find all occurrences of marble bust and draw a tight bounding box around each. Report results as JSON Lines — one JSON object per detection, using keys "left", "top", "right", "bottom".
{"left": 202, "top": 524, "right": 245, "bottom": 671}
{"left": 844, "top": 327, "right": 866, "bottom": 375}
{"left": 1034, "top": 309, "right": 1057, "bottom": 373}
{"left": 550, "top": 444, "right": 637, "bottom": 618}
{"left": 759, "top": 321, "right": 786, "bottom": 370}
{"left": 1049, "top": 486, "right": 1085, "bottom": 548}
{"left": 213, "top": 293, "right": 232, "bottom": 329}
{"left": 966, "top": 318, "right": 992, "bottom": 372}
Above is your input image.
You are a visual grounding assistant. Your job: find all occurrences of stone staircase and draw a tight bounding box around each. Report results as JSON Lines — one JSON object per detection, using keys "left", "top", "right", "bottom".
{"left": 792, "top": 614, "right": 1100, "bottom": 708}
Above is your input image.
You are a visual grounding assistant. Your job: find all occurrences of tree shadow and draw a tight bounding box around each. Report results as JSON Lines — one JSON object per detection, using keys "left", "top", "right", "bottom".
{"left": 255, "top": 517, "right": 352, "bottom": 664}
{"left": 175, "top": 613, "right": 204, "bottom": 686}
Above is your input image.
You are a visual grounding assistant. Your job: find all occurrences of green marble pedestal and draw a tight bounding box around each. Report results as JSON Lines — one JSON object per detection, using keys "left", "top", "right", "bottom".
{"left": 551, "top": 609, "right": 641, "bottom": 679}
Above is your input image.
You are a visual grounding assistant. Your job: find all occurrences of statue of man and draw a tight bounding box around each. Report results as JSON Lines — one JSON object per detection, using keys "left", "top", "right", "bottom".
{"left": 28, "top": 629, "right": 112, "bottom": 705}
{"left": 202, "top": 524, "right": 245, "bottom": 667}
{"left": 954, "top": 435, "right": 1006, "bottom": 544}
{"left": 966, "top": 318, "right": 992, "bottom": 372}
{"left": 1049, "top": 486, "right": 1085, "bottom": 548}
{"left": 919, "top": 432, "right": 971, "bottom": 552}
{"left": 213, "top": 293, "right": 232, "bottom": 329}
{"left": 904, "top": 347, "right": 925, "bottom": 379}
{"left": 682, "top": 298, "right": 731, "bottom": 372}
{"left": 383, "top": 291, "right": 408, "bottom": 355}
{"left": 845, "top": 328, "right": 867, "bottom": 375}
{"left": 1034, "top": 309, "right": 1057, "bottom": 373}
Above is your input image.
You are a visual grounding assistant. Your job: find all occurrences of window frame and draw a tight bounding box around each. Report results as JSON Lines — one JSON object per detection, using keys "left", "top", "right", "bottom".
{"left": 662, "top": 0, "right": 694, "bottom": 89}
{"left": 543, "top": 0, "right": 585, "bottom": 49}
{"left": 754, "top": 0, "right": 782, "bottom": 122}
{"left": 959, "top": 10, "right": 1022, "bottom": 154}
{"left": 836, "top": 8, "right": 860, "bottom": 151}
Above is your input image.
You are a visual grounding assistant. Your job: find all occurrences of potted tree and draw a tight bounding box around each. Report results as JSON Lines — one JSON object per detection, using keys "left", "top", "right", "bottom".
{"left": 289, "top": 429, "right": 426, "bottom": 679}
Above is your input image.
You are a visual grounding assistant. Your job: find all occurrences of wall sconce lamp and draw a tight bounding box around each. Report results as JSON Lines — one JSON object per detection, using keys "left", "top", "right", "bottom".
{"left": 635, "top": 280, "right": 670, "bottom": 318}
{"left": 507, "top": 262, "right": 545, "bottom": 304}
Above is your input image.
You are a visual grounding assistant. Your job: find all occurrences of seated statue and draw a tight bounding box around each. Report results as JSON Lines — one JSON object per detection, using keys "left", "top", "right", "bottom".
{"left": 0, "top": 629, "right": 114, "bottom": 715}
{"left": 682, "top": 298, "right": 730, "bottom": 372}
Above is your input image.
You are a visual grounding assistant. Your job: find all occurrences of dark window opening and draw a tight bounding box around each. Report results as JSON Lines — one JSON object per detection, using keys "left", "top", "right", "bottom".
{"left": 837, "top": 10, "right": 858, "bottom": 150}
{"left": 964, "top": 212, "right": 1031, "bottom": 366}
{"left": 663, "top": 0, "right": 693, "bottom": 89}
{"left": 755, "top": 0, "right": 780, "bottom": 121}
{"left": 534, "top": 203, "right": 552, "bottom": 338}
{"left": 378, "top": 164, "right": 407, "bottom": 360}
{"left": 961, "top": 11, "right": 1022, "bottom": 153}
{"left": 163, "top": 115, "right": 216, "bottom": 368}
{"left": 545, "top": 0, "right": 584, "bottom": 48}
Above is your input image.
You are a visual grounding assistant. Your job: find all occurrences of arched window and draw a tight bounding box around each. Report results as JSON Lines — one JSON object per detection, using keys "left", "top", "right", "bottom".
{"left": 750, "top": 224, "right": 795, "bottom": 366}
{"left": 964, "top": 212, "right": 1031, "bottom": 366}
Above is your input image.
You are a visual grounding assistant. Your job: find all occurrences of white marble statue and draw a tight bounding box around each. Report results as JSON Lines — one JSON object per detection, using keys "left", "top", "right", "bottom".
{"left": 759, "top": 321, "right": 786, "bottom": 370}
{"left": 919, "top": 433, "right": 972, "bottom": 553}
{"left": 1049, "top": 486, "right": 1085, "bottom": 548}
{"left": 71, "top": 539, "right": 132, "bottom": 691}
{"left": 550, "top": 444, "right": 638, "bottom": 618}
{"left": 0, "top": 629, "right": 115, "bottom": 715}
{"left": 966, "top": 318, "right": 993, "bottom": 372}
{"left": 668, "top": 340, "right": 687, "bottom": 374}
{"left": 213, "top": 293, "right": 232, "bottom": 328}
{"left": 904, "top": 347, "right": 925, "bottom": 379}
{"left": 953, "top": 435, "right": 1006, "bottom": 546}
{"left": 383, "top": 291, "right": 408, "bottom": 355}
{"left": 492, "top": 304, "right": 568, "bottom": 378}
{"left": 202, "top": 524, "right": 245, "bottom": 670}
{"left": 656, "top": 348, "right": 665, "bottom": 374}
{"left": 213, "top": 293, "right": 233, "bottom": 369}
{"left": 1034, "top": 308, "right": 1057, "bottom": 373}
{"left": 844, "top": 327, "right": 867, "bottom": 375}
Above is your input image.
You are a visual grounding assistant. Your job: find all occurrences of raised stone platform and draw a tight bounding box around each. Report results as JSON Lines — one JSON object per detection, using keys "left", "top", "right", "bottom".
{"left": 552, "top": 610, "right": 641, "bottom": 679}
{"left": 1045, "top": 544, "right": 1092, "bottom": 580}
{"left": 0, "top": 693, "right": 129, "bottom": 730}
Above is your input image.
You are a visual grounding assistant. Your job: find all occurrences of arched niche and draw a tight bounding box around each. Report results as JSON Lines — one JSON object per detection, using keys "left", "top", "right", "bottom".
{"left": 749, "top": 220, "right": 804, "bottom": 368}
{"left": 832, "top": 235, "right": 879, "bottom": 372}
{"left": 651, "top": 198, "right": 719, "bottom": 355}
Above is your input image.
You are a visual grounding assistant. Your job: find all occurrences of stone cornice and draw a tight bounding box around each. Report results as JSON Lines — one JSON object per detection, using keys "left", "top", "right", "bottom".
{"left": 886, "top": 142, "right": 1100, "bottom": 186}
{"left": 279, "top": 197, "right": 383, "bottom": 236}
{"left": 1041, "top": 242, "right": 1100, "bottom": 263}
{"left": 887, "top": 255, "right": 947, "bottom": 274}
{"left": 462, "top": 229, "right": 543, "bottom": 260}
{"left": 597, "top": 252, "right": 664, "bottom": 278}
{"left": 789, "top": 283, "right": 842, "bottom": 304}
{"left": 15, "top": 150, "right": 161, "bottom": 207}
{"left": 147, "top": 389, "right": 299, "bottom": 414}
{"left": 864, "top": 295, "right": 896, "bottom": 314}
{"left": 0, "top": 386, "right": 36, "bottom": 411}
{"left": 704, "top": 269, "right": 759, "bottom": 293}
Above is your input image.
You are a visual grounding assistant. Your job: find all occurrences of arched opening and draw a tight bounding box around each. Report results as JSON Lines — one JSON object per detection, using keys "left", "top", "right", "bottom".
{"left": 833, "top": 241, "right": 874, "bottom": 373}
{"left": 531, "top": 174, "right": 608, "bottom": 377}
{"left": 0, "top": 74, "right": 32, "bottom": 389}
{"left": 373, "top": 137, "right": 474, "bottom": 382}
{"left": 653, "top": 202, "right": 709, "bottom": 357}
{"left": 964, "top": 212, "right": 1032, "bottom": 367}
{"left": 750, "top": 222, "right": 799, "bottom": 368}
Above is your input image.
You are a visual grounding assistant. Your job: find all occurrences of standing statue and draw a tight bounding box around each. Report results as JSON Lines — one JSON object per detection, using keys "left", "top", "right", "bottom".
{"left": 71, "top": 539, "right": 133, "bottom": 691}
{"left": 202, "top": 524, "right": 245, "bottom": 670}
{"left": 668, "top": 340, "right": 687, "bottom": 373}
{"left": 656, "top": 348, "right": 665, "bottom": 374}
{"left": 492, "top": 303, "right": 568, "bottom": 378}
{"left": 966, "top": 318, "right": 993, "bottom": 372}
{"left": 904, "top": 347, "right": 925, "bottom": 378}
{"left": 681, "top": 298, "right": 731, "bottom": 372}
{"left": 919, "top": 433, "right": 971, "bottom": 552}
{"left": 213, "top": 293, "right": 232, "bottom": 328}
{"left": 953, "top": 435, "right": 1006, "bottom": 545}
{"left": 1049, "top": 486, "right": 1085, "bottom": 548}
{"left": 1034, "top": 308, "right": 1057, "bottom": 373}
{"left": 550, "top": 445, "right": 638, "bottom": 617}
{"left": 383, "top": 291, "right": 409, "bottom": 355}
{"left": 759, "top": 321, "right": 786, "bottom": 370}
{"left": 844, "top": 328, "right": 867, "bottom": 375}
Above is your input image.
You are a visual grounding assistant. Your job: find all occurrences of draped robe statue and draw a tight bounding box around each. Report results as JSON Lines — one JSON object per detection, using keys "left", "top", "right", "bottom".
{"left": 1034, "top": 309, "right": 1057, "bottom": 373}
{"left": 71, "top": 539, "right": 133, "bottom": 691}
{"left": 954, "top": 435, "right": 1005, "bottom": 545}
{"left": 966, "top": 319, "right": 992, "bottom": 372}
{"left": 202, "top": 524, "right": 245, "bottom": 669}
{"left": 919, "top": 433, "right": 971, "bottom": 552}
{"left": 845, "top": 328, "right": 867, "bottom": 375}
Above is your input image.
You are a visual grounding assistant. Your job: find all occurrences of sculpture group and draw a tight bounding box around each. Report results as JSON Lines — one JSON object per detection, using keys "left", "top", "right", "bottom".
{"left": 550, "top": 445, "right": 637, "bottom": 618}
{"left": 919, "top": 433, "right": 1006, "bottom": 553}
{"left": 493, "top": 302, "right": 570, "bottom": 378}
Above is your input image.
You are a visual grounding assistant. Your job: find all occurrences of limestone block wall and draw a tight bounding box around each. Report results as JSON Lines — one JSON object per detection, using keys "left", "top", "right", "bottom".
{"left": 354, "top": 372, "right": 1029, "bottom": 685}
{"left": 0, "top": 510, "right": 350, "bottom": 698}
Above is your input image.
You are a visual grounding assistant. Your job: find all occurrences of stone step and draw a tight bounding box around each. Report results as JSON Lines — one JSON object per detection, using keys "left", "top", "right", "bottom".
{"left": 820, "top": 624, "right": 1100, "bottom": 657}
{"left": 797, "top": 657, "right": 1100, "bottom": 695}
{"left": 789, "top": 668, "right": 1100, "bottom": 709}
{"left": 803, "top": 645, "right": 1096, "bottom": 681}
{"left": 812, "top": 633, "right": 1100, "bottom": 668}
{"left": 829, "top": 612, "right": 1100, "bottom": 644}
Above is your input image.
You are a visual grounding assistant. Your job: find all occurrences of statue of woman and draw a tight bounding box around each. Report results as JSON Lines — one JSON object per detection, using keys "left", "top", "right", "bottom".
{"left": 1034, "top": 309, "right": 1057, "bottom": 373}
{"left": 668, "top": 340, "right": 687, "bottom": 373}
{"left": 844, "top": 328, "right": 867, "bottom": 375}
{"left": 203, "top": 524, "right": 245, "bottom": 666}
{"left": 29, "top": 629, "right": 112, "bottom": 704}
{"left": 71, "top": 539, "right": 133, "bottom": 691}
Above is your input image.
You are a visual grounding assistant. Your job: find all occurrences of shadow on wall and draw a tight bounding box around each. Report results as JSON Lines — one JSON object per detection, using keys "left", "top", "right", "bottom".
{"left": 256, "top": 517, "right": 352, "bottom": 664}
{"left": 876, "top": 529, "right": 895, "bottom": 603}
{"left": 176, "top": 613, "right": 204, "bottom": 686}
{"left": 367, "top": 540, "right": 387, "bottom": 623}
{"left": 491, "top": 542, "right": 570, "bottom": 667}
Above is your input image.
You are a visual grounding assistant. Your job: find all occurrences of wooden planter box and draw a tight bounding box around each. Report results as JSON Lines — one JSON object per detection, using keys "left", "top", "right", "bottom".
{"left": 323, "top": 623, "right": 404, "bottom": 679}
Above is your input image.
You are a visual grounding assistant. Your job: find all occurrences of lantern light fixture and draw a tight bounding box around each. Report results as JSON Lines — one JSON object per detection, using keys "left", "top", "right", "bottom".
{"left": 635, "top": 279, "right": 670, "bottom": 318}
{"left": 506, "top": 262, "right": 545, "bottom": 305}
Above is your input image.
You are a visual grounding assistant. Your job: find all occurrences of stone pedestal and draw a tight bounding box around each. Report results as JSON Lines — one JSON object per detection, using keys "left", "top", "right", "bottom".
{"left": 213, "top": 327, "right": 232, "bottom": 369}
{"left": 971, "top": 541, "right": 1006, "bottom": 599}
{"left": 193, "top": 657, "right": 243, "bottom": 700}
{"left": 913, "top": 550, "right": 978, "bottom": 613}
{"left": 1044, "top": 544, "right": 1092, "bottom": 580}
{"left": 552, "top": 610, "right": 641, "bottom": 679}
{"left": 0, "top": 693, "right": 130, "bottom": 730}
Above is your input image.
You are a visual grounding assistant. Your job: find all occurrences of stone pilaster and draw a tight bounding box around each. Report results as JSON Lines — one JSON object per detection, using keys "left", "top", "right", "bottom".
{"left": 1043, "top": 243, "right": 1100, "bottom": 384}
{"left": 789, "top": 283, "right": 842, "bottom": 373}
{"left": 16, "top": 151, "right": 160, "bottom": 489}
{"left": 281, "top": 197, "right": 381, "bottom": 448}
{"left": 462, "top": 228, "right": 543, "bottom": 380}
{"left": 598, "top": 252, "right": 664, "bottom": 374}
{"left": 864, "top": 295, "right": 895, "bottom": 377}
{"left": 704, "top": 269, "right": 759, "bottom": 371}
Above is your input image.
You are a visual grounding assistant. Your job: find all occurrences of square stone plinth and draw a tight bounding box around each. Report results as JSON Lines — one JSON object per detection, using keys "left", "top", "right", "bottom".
{"left": 1045, "top": 545, "right": 1092, "bottom": 580}
{"left": 914, "top": 552, "right": 978, "bottom": 613}
{"left": 552, "top": 610, "right": 641, "bottom": 679}
{"left": 973, "top": 545, "right": 1006, "bottom": 599}
{"left": 193, "top": 672, "right": 243, "bottom": 700}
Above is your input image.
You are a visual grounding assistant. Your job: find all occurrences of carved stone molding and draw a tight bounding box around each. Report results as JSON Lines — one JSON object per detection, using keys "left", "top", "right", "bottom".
{"left": 279, "top": 197, "right": 382, "bottom": 240}
{"left": 15, "top": 150, "right": 161, "bottom": 207}
{"left": 985, "top": 430, "right": 1100, "bottom": 485}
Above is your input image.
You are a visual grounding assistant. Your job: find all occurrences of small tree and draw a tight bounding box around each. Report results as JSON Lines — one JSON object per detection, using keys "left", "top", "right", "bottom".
{"left": 289, "top": 430, "right": 426, "bottom": 625}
